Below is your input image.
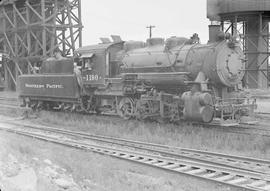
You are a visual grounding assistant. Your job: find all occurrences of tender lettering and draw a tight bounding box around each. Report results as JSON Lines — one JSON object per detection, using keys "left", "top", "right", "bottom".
{"left": 25, "top": 83, "right": 64, "bottom": 89}
{"left": 46, "top": 84, "right": 64, "bottom": 89}
{"left": 25, "top": 83, "right": 45, "bottom": 88}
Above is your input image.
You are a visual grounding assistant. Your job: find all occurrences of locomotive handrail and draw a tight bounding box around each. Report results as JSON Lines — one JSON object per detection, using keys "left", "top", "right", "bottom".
{"left": 121, "top": 72, "right": 190, "bottom": 75}
{"left": 216, "top": 97, "right": 256, "bottom": 102}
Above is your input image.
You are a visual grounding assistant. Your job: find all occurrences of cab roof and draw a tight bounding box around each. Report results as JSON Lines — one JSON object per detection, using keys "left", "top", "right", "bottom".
{"left": 75, "top": 42, "right": 123, "bottom": 54}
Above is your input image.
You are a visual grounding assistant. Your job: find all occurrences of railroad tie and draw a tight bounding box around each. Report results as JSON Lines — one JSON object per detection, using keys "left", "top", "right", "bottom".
{"left": 202, "top": 172, "right": 219, "bottom": 178}
{"left": 111, "top": 152, "right": 120, "bottom": 156}
{"left": 173, "top": 165, "right": 192, "bottom": 172}
{"left": 162, "top": 163, "right": 180, "bottom": 169}
{"left": 186, "top": 168, "right": 206, "bottom": 175}
{"left": 154, "top": 161, "right": 169, "bottom": 167}
{"left": 120, "top": 154, "right": 131, "bottom": 158}
{"left": 104, "top": 150, "right": 114, "bottom": 154}
{"left": 227, "top": 177, "right": 248, "bottom": 184}
{"left": 214, "top": 174, "right": 235, "bottom": 181}
{"left": 129, "top": 155, "right": 141, "bottom": 160}
{"left": 144, "top": 159, "right": 159, "bottom": 164}
{"left": 138, "top": 157, "right": 150, "bottom": 162}
{"left": 247, "top": 180, "right": 267, "bottom": 188}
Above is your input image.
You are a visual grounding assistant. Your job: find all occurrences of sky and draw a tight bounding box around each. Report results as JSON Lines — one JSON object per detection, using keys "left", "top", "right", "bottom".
{"left": 81, "top": 0, "right": 210, "bottom": 45}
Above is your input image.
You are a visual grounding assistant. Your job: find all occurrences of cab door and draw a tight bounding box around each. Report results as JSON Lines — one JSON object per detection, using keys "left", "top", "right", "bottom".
{"left": 81, "top": 52, "right": 106, "bottom": 86}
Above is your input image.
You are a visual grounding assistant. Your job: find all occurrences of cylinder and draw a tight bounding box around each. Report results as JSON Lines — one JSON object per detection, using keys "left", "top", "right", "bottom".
{"left": 199, "top": 93, "right": 213, "bottom": 106}
{"left": 182, "top": 91, "right": 214, "bottom": 123}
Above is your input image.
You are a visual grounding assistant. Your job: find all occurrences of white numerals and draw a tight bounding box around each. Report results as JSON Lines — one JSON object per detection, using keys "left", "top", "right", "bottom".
{"left": 85, "top": 74, "right": 99, "bottom": 81}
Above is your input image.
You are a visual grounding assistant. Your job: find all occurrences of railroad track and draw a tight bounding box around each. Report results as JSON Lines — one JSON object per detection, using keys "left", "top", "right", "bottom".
{"left": 2, "top": 119, "right": 270, "bottom": 175}
{"left": 0, "top": 102, "right": 21, "bottom": 109}
{"left": 0, "top": 96, "right": 18, "bottom": 107}
{"left": 0, "top": 102, "right": 18, "bottom": 107}
{"left": 0, "top": 120, "right": 270, "bottom": 190}
{"left": 0, "top": 97, "right": 17, "bottom": 102}
{"left": 199, "top": 120, "right": 270, "bottom": 138}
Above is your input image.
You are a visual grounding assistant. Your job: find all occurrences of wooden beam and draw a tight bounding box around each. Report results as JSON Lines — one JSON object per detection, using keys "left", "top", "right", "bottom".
{"left": 25, "top": 1, "right": 43, "bottom": 20}
{"left": 5, "top": 64, "right": 16, "bottom": 86}
{"left": 13, "top": 4, "right": 27, "bottom": 25}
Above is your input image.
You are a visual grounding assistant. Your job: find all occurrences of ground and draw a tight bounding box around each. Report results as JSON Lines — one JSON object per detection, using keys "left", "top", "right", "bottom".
{"left": 0, "top": 131, "right": 237, "bottom": 191}
{"left": 0, "top": 90, "right": 269, "bottom": 190}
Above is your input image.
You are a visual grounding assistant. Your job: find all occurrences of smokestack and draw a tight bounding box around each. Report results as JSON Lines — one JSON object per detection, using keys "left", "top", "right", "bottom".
{"left": 208, "top": 25, "right": 222, "bottom": 43}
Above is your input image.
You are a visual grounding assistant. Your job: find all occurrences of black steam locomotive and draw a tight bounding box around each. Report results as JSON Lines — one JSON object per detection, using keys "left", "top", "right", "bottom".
{"left": 18, "top": 27, "right": 256, "bottom": 124}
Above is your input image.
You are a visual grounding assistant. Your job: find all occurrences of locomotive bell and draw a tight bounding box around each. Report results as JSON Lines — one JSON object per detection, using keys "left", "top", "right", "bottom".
{"left": 146, "top": 38, "right": 164, "bottom": 46}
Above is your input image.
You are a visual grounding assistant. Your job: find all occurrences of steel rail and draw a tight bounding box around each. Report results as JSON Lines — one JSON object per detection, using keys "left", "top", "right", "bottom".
{"left": 0, "top": 97, "right": 19, "bottom": 107}
{"left": 0, "top": 102, "right": 18, "bottom": 106}
{"left": 2, "top": 120, "right": 270, "bottom": 176}
{"left": 197, "top": 122, "right": 270, "bottom": 137}
{"left": 0, "top": 97, "right": 17, "bottom": 101}
{"left": 0, "top": 125, "right": 270, "bottom": 191}
{"left": 0, "top": 101, "right": 22, "bottom": 109}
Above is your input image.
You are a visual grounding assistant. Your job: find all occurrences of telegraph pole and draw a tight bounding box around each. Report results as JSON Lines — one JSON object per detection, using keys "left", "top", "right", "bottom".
{"left": 146, "top": 25, "right": 155, "bottom": 38}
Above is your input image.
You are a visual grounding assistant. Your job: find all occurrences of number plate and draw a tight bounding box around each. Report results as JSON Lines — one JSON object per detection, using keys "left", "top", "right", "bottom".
{"left": 84, "top": 74, "right": 100, "bottom": 81}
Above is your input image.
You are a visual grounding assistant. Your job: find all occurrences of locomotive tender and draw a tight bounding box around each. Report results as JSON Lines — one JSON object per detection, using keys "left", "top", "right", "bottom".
{"left": 18, "top": 26, "right": 256, "bottom": 124}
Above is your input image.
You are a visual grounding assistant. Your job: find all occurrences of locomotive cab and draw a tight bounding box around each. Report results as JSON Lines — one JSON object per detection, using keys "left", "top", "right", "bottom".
{"left": 75, "top": 40, "right": 124, "bottom": 87}
{"left": 80, "top": 53, "right": 102, "bottom": 85}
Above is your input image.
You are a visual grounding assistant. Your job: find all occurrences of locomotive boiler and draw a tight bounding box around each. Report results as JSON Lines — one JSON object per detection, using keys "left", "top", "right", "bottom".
{"left": 118, "top": 26, "right": 248, "bottom": 122}
{"left": 18, "top": 26, "right": 256, "bottom": 124}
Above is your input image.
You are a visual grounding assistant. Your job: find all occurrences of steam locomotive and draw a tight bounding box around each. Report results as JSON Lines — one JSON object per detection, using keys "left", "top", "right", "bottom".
{"left": 18, "top": 26, "right": 256, "bottom": 124}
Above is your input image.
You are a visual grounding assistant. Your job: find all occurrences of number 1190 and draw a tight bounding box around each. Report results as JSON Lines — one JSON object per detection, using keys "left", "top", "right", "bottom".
{"left": 86, "top": 74, "right": 99, "bottom": 81}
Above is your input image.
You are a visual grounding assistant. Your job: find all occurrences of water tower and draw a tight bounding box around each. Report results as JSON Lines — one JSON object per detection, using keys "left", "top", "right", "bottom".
{"left": 207, "top": 0, "right": 270, "bottom": 89}
{"left": 0, "top": 0, "right": 83, "bottom": 90}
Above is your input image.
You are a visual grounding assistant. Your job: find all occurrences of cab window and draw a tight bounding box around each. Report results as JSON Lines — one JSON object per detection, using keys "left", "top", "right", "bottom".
{"left": 84, "top": 58, "right": 93, "bottom": 70}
